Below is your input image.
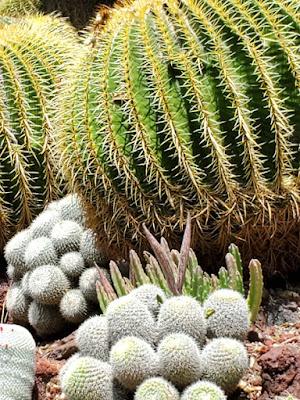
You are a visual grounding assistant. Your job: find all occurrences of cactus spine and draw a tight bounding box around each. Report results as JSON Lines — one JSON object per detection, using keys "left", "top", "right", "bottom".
{"left": 57, "top": 0, "right": 300, "bottom": 271}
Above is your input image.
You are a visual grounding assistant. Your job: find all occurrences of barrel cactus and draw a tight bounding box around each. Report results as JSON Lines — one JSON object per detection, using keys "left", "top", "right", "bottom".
{"left": 56, "top": 0, "right": 300, "bottom": 272}
{"left": 0, "top": 324, "right": 36, "bottom": 400}
{"left": 0, "top": 15, "right": 80, "bottom": 251}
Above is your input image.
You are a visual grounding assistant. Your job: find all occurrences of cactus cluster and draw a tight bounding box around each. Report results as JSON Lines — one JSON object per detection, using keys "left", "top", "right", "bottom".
{"left": 4, "top": 194, "right": 108, "bottom": 336}
{"left": 60, "top": 285, "right": 250, "bottom": 399}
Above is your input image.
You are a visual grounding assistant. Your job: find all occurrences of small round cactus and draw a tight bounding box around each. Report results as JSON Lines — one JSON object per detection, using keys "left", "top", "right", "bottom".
{"left": 60, "top": 251, "right": 85, "bottom": 278}
{"left": 157, "top": 296, "right": 206, "bottom": 347}
{"left": 29, "top": 265, "right": 70, "bottom": 305}
{"left": 24, "top": 237, "right": 58, "bottom": 270}
{"left": 110, "top": 336, "right": 159, "bottom": 390}
{"left": 203, "top": 289, "right": 250, "bottom": 340}
{"left": 28, "top": 301, "right": 65, "bottom": 336}
{"left": 106, "top": 296, "right": 156, "bottom": 345}
{"left": 80, "top": 228, "right": 104, "bottom": 266}
{"left": 50, "top": 220, "right": 83, "bottom": 255}
{"left": 6, "top": 283, "right": 30, "bottom": 323}
{"left": 60, "top": 355, "right": 113, "bottom": 400}
{"left": 76, "top": 315, "right": 109, "bottom": 361}
{"left": 129, "top": 284, "right": 167, "bottom": 317}
{"left": 157, "top": 333, "right": 202, "bottom": 389}
{"left": 21, "top": 272, "right": 32, "bottom": 297}
{"left": 56, "top": 194, "right": 85, "bottom": 225}
{"left": 60, "top": 289, "right": 89, "bottom": 324}
{"left": 4, "top": 229, "right": 32, "bottom": 274}
{"left": 29, "top": 209, "right": 61, "bottom": 239}
{"left": 134, "top": 377, "right": 180, "bottom": 400}
{"left": 200, "top": 338, "right": 249, "bottom": 393}
{"left": 6, "top": 263, "right": 22, "bottom": 281}
{"left": 181, "top": 381, "right": 227, "bottom": 400}
{"left": 79, "top": 267, "right": 107, "bottom": 303}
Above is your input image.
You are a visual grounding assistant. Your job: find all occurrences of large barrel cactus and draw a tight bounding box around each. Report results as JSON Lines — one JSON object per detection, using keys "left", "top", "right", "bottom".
{"left": 57, "top": 0, "right": 300, "bottom": 272}
{"left": 0, "top": 15, "right": 80, "bottom": 250}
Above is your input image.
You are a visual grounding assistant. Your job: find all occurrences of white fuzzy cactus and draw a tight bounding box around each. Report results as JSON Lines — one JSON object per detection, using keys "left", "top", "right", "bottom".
{"left": 29, "top": 209, "right": 61, "bottom": 239}
{"left": 4, "top": 229, "right": 32, "bottom": 275}
{"left": 181, "top": 380, "right": 227, "bottom": 400}
{"left": 79, "top": 267, "right": 102, "bottom": 303}
{"left": 134, "top": 377, "right": 180, "bottom": 400}
{"left": 28, "top": 301, "right": 65, "bottom": 337}
{"left": 60, "top": 252, "right": 85, "bottom": 278}
{"left": 80, "top": 228, "right": 104, "bottom": 266}
{"left": 0, "top": 324, "right": 36, "bottom": 400}
{"left": 6, "top": 284, "right": 30, "bottom": 324}
{"left": 50, "top": 220, "right": 83, "bottom": 255}
{"left": 60, "top": 289, "right": 89, "bottom": 324}
{"left": 56, "top": 194, "right": 85, "bottom": 225}
{"left": 24, "top": 237, "right": 58, "bottom": 270}
{"left": 129, "top": 284, "right": 167, "bottom": 317}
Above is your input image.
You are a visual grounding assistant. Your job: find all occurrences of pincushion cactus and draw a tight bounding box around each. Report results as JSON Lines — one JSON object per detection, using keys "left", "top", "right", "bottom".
{"left": 80, "top": 228, "right": 104, "bottom": 266}
{"left": 0, "top": 324, "right": 36, "bottom": 400}
{"left": 4, "top": 230, "right": 32, "bottom": 276}
{"left": 110, "top": 336, "right": 159, "bottom": 390}
{"left": 157, "top": 296, "right": 206, "bottom": 346}
{"left": 6, "top": 284, "right": 30, "bottom": 323}
{"left": 60, "top": 252, "right": 85, "bottom": 278}
{"left": 55, "top": 194, "right": 85, "bottom": 225}
{"left": 157, "top": 333, "right": 202, "bottom": 389}
{"left": 50, "top": 220, "right": 83, "bottom": 255}
{"left": 24, "top": 237, "right": 58, "bottom": 270}
{"left": 59, "top": 289, "right": 89, "bottom": 324}
{"left": 28, "top": 301, "right": 65, "bottom": 336}
{"left": 76, "top": 315, "right": 109, "bottom": 361}
{"left": 200, "top": 338, "right": 249, "bottom": 393}
{"left": 79, "top": 267, "right": 103, "bottom": 303}
{"left": 29, "top": 265, "right": 70, "bottom": 305}
{"left": 60, "top": 356, "right": 113, "bottom": 400}
{"left": 129, "top": 284, "right": 167, "bottom": 317}
{"left": 203, "top": 289, "right": 250, "bottom": 340}
{"left": 181, "top": 381, "right": 227, "bottom": 400}
{"left": 134, "top": 377, "right": 180, "bottom": 400}
{"left": 29, "top": 210, "right": 61, "bottom": 239}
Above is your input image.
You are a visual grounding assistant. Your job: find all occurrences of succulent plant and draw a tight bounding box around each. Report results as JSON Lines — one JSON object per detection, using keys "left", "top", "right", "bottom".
{"left": 181, "top": 380, "right": 227, "bottom": 400}
{"left": 203, "top": 289, "right": 250, "bottom": 340}
{"left": 59, "top": 289, "right": 89, "bottom": 324}
{"left": 129, "top": 284, "right": 167, "bottom": 317}
{"left": 0, "top": 324, "right": 36, "bottom": 400}
{"left": 0, "top": 0, "right": 41, "bottom": 17}
{"left": 24, "top": 237, "right": 58, "bottom": 270}
{"left": 6, "top": 284, "right": 30, "bottom": 323}
{"left": 76, "top": 315, "right": 109, "bottom": 361}
{"left": 80, "top": 267, "right": 106, "bottom": 304}
{"left": 28, "top": 265, "right": 70, "bottom": 305}
{"left": 59, "top": 355, "right": 113, "bottom": 400}
{"left": 157, "top": 333, "right": 202, "bottom": 389}
{"left": 110, "top": 336, "right": 159, "bottom": 390}
{"left": 60, "top": 252, "right": 85, "bottom": 278}
{"left": 106, "top": 296, "right": 157, "bottom": 345}
{"left": 4, "top": 230, "right": 32, "bottom": 276}
{"left": 157, "top": 296, "right": 206, "bottom": 347}
{"left": 50, "top": 220, "right": 83, "bottom": 255}
{"left": 134, "top": 377, "right": 180, "bottom": 400}
{"left": 200, "top": 338, "right": 249, "bottom": 393}
{"left": 55, "top": 194, "right": 85, "bottom": 226}
{"left": 20, "top": 272, "right": 32, "bottom": 297}
{"left": 28, "top": 301, "right": 65, "bottom": 336}
{"left": 6, "top": 264, "right": 22, "bottom": 282}
{"left": 80, "top": 228, "right": 105, "bottom": 267}
{"left": 29, "top": 210, "right": 61, "bottom": 239}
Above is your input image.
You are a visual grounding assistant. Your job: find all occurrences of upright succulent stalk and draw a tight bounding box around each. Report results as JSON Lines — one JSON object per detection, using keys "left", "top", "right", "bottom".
{"left": 57, "top": 0, "right": 300, "bottom": 272}
{"left": 0, "top": 15, "right": 81, "bottom": 250}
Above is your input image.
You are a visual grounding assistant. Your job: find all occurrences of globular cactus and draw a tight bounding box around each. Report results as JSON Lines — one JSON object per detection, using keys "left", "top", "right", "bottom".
{"left": 203, "top": 289, "right": 250, "bottom": 340}
{"left": 157, "top": 296, "right": 206, "bottom": 347}
{"left": 134, "top": 377, "right": 180, "bottom": 400}
{"left": 59, "top": 289, "right": 89, "bottom": 324}
{"left": 0, "top": 0, "right": 41, "bottom": 17}
{"left": 0, "top": 324, "right": 36, "bottom": 400}
{"left": 157, "top": 333, "right": 202, "bottom": 389}
{"left": 200, "top": 338, "right": 249, "bottom": 393}
{"left": 109, "top": 336, "right": 159, "bottom": 390}
{"left": 181, "top": 381, "right": 227, "bottom": 400}
{"left": 76, "top": 315, "right": 109, "bottom": 361}
{"left": 50, "top": 220, "right": 83, "bottom": 255}
{"left": 57, "top": 0, "right": 300, "bottom": 272}
{"left": 21, "top": 272, "right": 32, "bottom": 297}
{"left": 129, "top": 284, "right": 167, "bottom": 317}
{"left": 29, "top": 210, "right": 61, "bottom": 239}
{"left": 80, "top": 267, "right": 107, "bottom": 303}
{"left": 4, "top": 230, "right": 32, "bottom": 276}
{"left": 28, "top": 265, "right": 70, "bottom": 305}
{"left": 80, "top": 228, "right": 105, "bottom": 267}
{"left": 6, "top": 284, "right": 30, "bottom": 324}
{"left": 55, "top": 194, "right": 85, "bottom": 226}
{"left": 28, "top": 301, "right": 65, "bottom": 336}
{"left": 60, "top": 252, "right": 85, "bottom": 278}
{"left": 59, "top": 356, "right": 113, "bottom": 400}
{"left": 24, "top": 237, "right": 58, "bottom": 270}
{"left": 106, "top": 296, "right": 157, "bottom": 345}
{"left": 0, "top": 15, "right": 81, "bottom": 251}
{"left": 6, "top": 264, "right": 22, "bottom": 281}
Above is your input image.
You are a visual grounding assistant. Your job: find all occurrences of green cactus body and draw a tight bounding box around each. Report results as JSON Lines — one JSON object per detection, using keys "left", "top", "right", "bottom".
{"left": 110, "top": 336, "right": 159, "bottom": 390}
{"left": 106, "top": 296, "right": 157, "bottom": 345}
{"left": 129, "top": 284, "right": 167, "bottom": 317}
{"left": 157, "top": 333, "right": 202, "bottom": 389}
{"left": 0, "top": 15, "right": 80, "bottom": 250}
{"left": 28, "top": 265, "right": 70, "bottom": 305}
{"left": 57, "top": 0, "right": 300, "bottom": 271}
{"left": 203, "top": 289, "right": 250, "bottom": 340}
{"left": 181, "top": 380, "right": 227, "bottom": 400}
{"left": 59, "top": 288, "right": 89, "bottom": 324}
{"left": 200, "top": 338, "right": 249, "bottom": 393}
{"left": 76, "top": 315, "right": 109, "bottom": 360}
{"left": 60, "top": 252, "right": 85, "bottom": 278}
{"left": 134, "top": 377, "right": 180, "bottom": 400}
{"left": 157, "top": 296, "right": 206, "bottom": 346}
{"left": 28, "top": 301, "right": 65, "bottom": 336}
{"left": 50, "top": 220, "right": 83, "bottom": 255}
{"left": 6, "top": 283, "right": 30, "bottom": 323}
{"left": 60, "top": 356, "right": 113, "bottom": 400}
{"left": 0, "top": 324, "right": 36, "bottom": 400}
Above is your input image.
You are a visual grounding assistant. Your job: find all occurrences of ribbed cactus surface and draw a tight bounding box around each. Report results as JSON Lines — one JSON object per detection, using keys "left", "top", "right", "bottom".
{"left": 0, "top": 324, "right": 36, "bottom": 400}
{"left": 0, "top": 15, "right": 80, "bottom": 250}
{"left": 57, "top": 0, "right": 300, "bottom": 270}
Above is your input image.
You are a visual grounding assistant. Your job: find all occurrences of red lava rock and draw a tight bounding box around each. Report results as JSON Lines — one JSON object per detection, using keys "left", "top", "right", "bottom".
{"left": 259, "top": 343, "right": 300, "bottom": 398}
{"left": 36, "top": 357, "right": 63, "bottom": 377}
